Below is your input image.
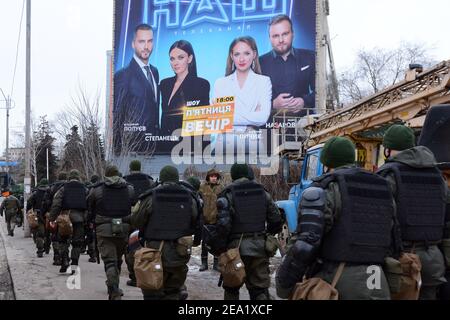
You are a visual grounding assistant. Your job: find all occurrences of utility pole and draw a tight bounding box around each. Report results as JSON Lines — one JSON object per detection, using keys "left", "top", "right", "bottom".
{"left": 23, "top": 0, "right": 32, "bottom": 238}
{"left": 0, "top": 88, "right": 13, "bottom": 173}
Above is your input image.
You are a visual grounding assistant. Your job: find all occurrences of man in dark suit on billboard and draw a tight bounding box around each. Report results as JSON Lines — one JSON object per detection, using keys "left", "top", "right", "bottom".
{"left": 259, "top": 14, "right": 316, "bottom": 119}
{"left": 114, "top": 24, "right": 159, "bottom": 154}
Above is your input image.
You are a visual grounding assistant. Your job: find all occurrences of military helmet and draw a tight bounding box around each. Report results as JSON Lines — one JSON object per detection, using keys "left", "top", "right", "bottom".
{"left": 159, "top": 166, "right": 179, "bottom": 183}
{"left": 57, "top": 171, "right": 68, "bottom": 181}
{"left": 90, "top": 174, "right": 100, "bottom": 184}
{"left": 230, "top": 163, "right": 249, "bottom": 181}
{"left": 105, "top": 165, "right": 120, "bottom": 178}
{"left": 187, "top": 176, "right": 201, "bottom": 191}
{"left": 320, "top": 137, "right": 356, "bottom": 169}
{"left": 38, "top": 178, "right": 49, "bottom": 187}
{"left": 206, "top": 168, "right": 221, "bottom": 182}
{"left": 129, "top": 160, "right": 142, "bottom": 172}
{"left": 383, "top": 124, "right": 415, "bottom": 151}
{"left": 69, "top": 169, "right": 81, "bottom": 180}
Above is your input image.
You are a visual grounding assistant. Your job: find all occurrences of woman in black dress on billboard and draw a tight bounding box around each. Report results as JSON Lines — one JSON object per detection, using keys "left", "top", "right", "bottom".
{"left": 160, "top": 40, "right": 210, "bottom": 139}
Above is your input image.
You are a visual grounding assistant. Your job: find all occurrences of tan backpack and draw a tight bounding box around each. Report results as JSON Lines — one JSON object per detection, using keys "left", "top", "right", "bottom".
{"left": 134, "top": 241, "right": 164, "bottom": 290}
{"left": 26, "top": 210, "right": 39, "bottom": 229}
{"left": 385, "top": 252, "right": 422, "bottom": 300}
{"left": 290, "top": 263, "right": 345, "bottom": 300}
{"left": 218, "top": 235, "right": 246, "bottom": 288}
{"left": 56, "top": 210, "right": 73, "bottom": 237}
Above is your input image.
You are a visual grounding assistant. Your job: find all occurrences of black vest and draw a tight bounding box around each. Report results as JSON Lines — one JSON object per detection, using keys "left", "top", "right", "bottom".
{"left": 62, "top": 181, "right": 87, "bottom": 210}
{"left": 99, "top": 184, "right": 131, "bottom": 218}
{"left": 144, "top": 184, "right": 194, "bottom": 241}
{"left": 378, "top": 163, "right": 446, "bottom": 242}
{"left": 317, "top": 168, "right": 393, "bottom": 264}
{"left": 33, "top": 189, "right": 47, "bottom": 212}
{"left": 228, "top": 181, "right": 267, "bottom": 234}
{"left": 124, "top": 173, "right": 153, "bottom": 198}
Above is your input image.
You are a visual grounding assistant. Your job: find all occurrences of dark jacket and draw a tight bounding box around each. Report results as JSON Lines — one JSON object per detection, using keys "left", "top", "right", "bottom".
{"left": 222, "top": 178, "right": 283, "bottom": 257}
{"left": 114, "top": 58, "right": 160, "bottom": 153}
{"left": 259, "top": 48, "right": 316, "bottom": 116}
{"left": 87, "top": 176, "right": 135, "bottom": 237}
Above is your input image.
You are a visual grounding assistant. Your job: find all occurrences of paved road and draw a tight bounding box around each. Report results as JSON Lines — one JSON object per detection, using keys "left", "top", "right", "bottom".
{"left": 0, "top": 220, "right": 281, "bottom": 300}
{"left": 0, "top": 225, "right": 15, "bottom": 300}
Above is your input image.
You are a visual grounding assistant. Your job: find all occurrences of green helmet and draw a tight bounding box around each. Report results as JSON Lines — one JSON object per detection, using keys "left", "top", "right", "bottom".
{"left": 320, "top": 137, "right": 356, "bottom": 169}
{"left": 129, "top": 160, "right": 142, "bottom": 172}
{"left": 159, "top": 166, "right": 179, "bottom": 183}
{"left": 230, "top": 163, "right": 249, "bottom": 181}
{"left": 38, "top": 178, "right": 49, "bottom": 187}
{"left": 69, "top": 169, "right": 81, "bottom": 180}
{"left": 57, "top": 172, "right": 68, "bottom": 181}
{"left": 105, "top": 165, "right": 120, "bottom": 178}
{"left": 187, "top": 176, "right": 201, "bottom": 191}
{"left": 383, "top": 124, "right": 415, "bottom": 151}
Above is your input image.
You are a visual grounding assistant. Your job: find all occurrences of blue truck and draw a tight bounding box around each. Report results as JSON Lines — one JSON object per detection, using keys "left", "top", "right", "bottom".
{"left": 275, "top": 143, "right": 325, "bottom": 253}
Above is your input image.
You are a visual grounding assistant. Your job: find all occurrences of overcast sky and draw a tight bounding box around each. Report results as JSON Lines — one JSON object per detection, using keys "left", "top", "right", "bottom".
{"left": 1, "top": 0, "right": 449, "bottom": 154}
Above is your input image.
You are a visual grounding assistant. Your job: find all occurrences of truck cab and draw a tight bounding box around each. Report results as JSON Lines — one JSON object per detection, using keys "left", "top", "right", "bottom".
{"left": 275, "top": 144, "right": 325, "bottom": 252}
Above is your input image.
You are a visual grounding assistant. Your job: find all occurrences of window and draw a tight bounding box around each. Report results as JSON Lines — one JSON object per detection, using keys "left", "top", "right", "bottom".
{"left": 304, "top": 152, "right": 319, "bottom": 181}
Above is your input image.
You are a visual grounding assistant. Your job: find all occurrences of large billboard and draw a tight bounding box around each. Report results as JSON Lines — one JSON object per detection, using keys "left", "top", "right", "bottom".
{"left": 113, "top": 0, "right": 317, "bottom": 157}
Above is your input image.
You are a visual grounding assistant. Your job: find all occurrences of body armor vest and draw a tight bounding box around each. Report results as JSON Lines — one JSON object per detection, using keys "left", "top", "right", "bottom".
{"left": 228, "top": 181, "right": 267, "bottom": 234}
{"left": 33, "top": 189, "right": 46, "bottom": 212}
{"left": 144, "top": 184, "right": 194, "bottom": 241}
{"left": 124, "top": 173, "right": 153, "bottom": 197}
{"left": 99, "top": 184, "right": 131, "bottom": 218}
{"left": 318, "top": 168, "right": 393, "bottom": 264}
{"left": 5, "top": 197, "right": 18, "bottom": 210}
{"left": 62, "top": 181, "right": 87, "bottom": 210}
{"left": 378, "top": 163, "right": 446, "bottom": 242}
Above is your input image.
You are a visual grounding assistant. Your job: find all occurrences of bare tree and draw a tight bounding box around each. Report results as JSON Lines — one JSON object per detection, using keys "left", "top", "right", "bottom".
{"left": 338, "top": 42, "right": 437, "bottom": 105}
{"left": 109, "top": 88, "right": 157, "bottom": 171}
{"left": 54, "top": 84, "right": 106, "bottom": 179}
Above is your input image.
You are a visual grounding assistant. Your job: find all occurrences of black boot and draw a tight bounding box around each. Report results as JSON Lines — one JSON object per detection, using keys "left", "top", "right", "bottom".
{"left": 53, "top": 256, "right": 62, "bottom": 266}
{"left": 199, "top": 257, "right": 208, "bottom": 272}
{"left": 127, "top": 278, "right": 137, "bottom": 287}
{"left": 59, "top": 257, "right": 69, "bottom": 273}
{"left": 213, "top": 257, "right": 219, "bottom": 271}
{"left": 108, "top": 285, "right": 122, "bottom": 300}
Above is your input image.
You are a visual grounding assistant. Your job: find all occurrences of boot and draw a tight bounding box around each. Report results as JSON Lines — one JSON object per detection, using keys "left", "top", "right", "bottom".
{"left": 213, "top": 257, "right": 219, "bottom": 271}
{"left": 53, "top": 256, "right": 62, "bottom": 266}
{"left": 199, "top": 257, "right": 208, "bottom": 272}
{"left": 88, "top": 256, "right": 97, "bottom": 263}
{"left": 59, "top": 257, "right": 69, "bottom": 273}
{"left": 127, "top": 279, "right": 137, "bottom": 287}
{"left": 37, "top": 251, "right": 44, "bottom": 258}
{"left": 108, "top": 285, "right": 122, "bottom": 300}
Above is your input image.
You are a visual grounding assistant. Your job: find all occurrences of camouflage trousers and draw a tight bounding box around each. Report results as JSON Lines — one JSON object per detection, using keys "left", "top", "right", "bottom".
{"left": 97, "top": 236, "right": 127, "bottom": 289}
{"left": 58, "top": 222, "right": 85, "bottom": 265}
{"left": 141, "top": 264, "right": 188, "bottom": 300}
{"left": 5, "top": 213, "right": 17, "bottom": 235}
{"left": 31, "top": 222, "right": 46, "bottom": 254}
{"left": 223, "top": 256, "right": 271, "bottom": 300}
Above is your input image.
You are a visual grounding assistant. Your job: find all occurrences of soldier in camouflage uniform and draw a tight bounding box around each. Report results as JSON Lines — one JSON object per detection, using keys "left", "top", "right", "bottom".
{"left": 83, "top": 174, "right": 101, "bottom": 263}
{"left": 1, "top": 190, "right": 21, "bottom": 237}
{"left": 123, "top": 160, "right": 155, "bottom": 287}
{"left": 198, "top": 169, "right": 224, "bottom": 271}
{"left": 377, "top": 125, "right": 447, "bottom": 300}
{"left": 209, "top": 163, "right": 283, "bottom": 300}
{"left": 42, "top": 171, "right": 67, "bottom": 265}
{"left": 49, "top": 170, "right": 89, "bottom": 274}
{"left": 87, "top": 165, "right": 135, "bottom": 300}
{"left": 131, "top": 166, "right": 202, "bottom": 300}
{"left": 277, "top": 137, "right": 394, "bottom": 300}
{"left": 27, "top": 179, "right": 50, "bottom": 258}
